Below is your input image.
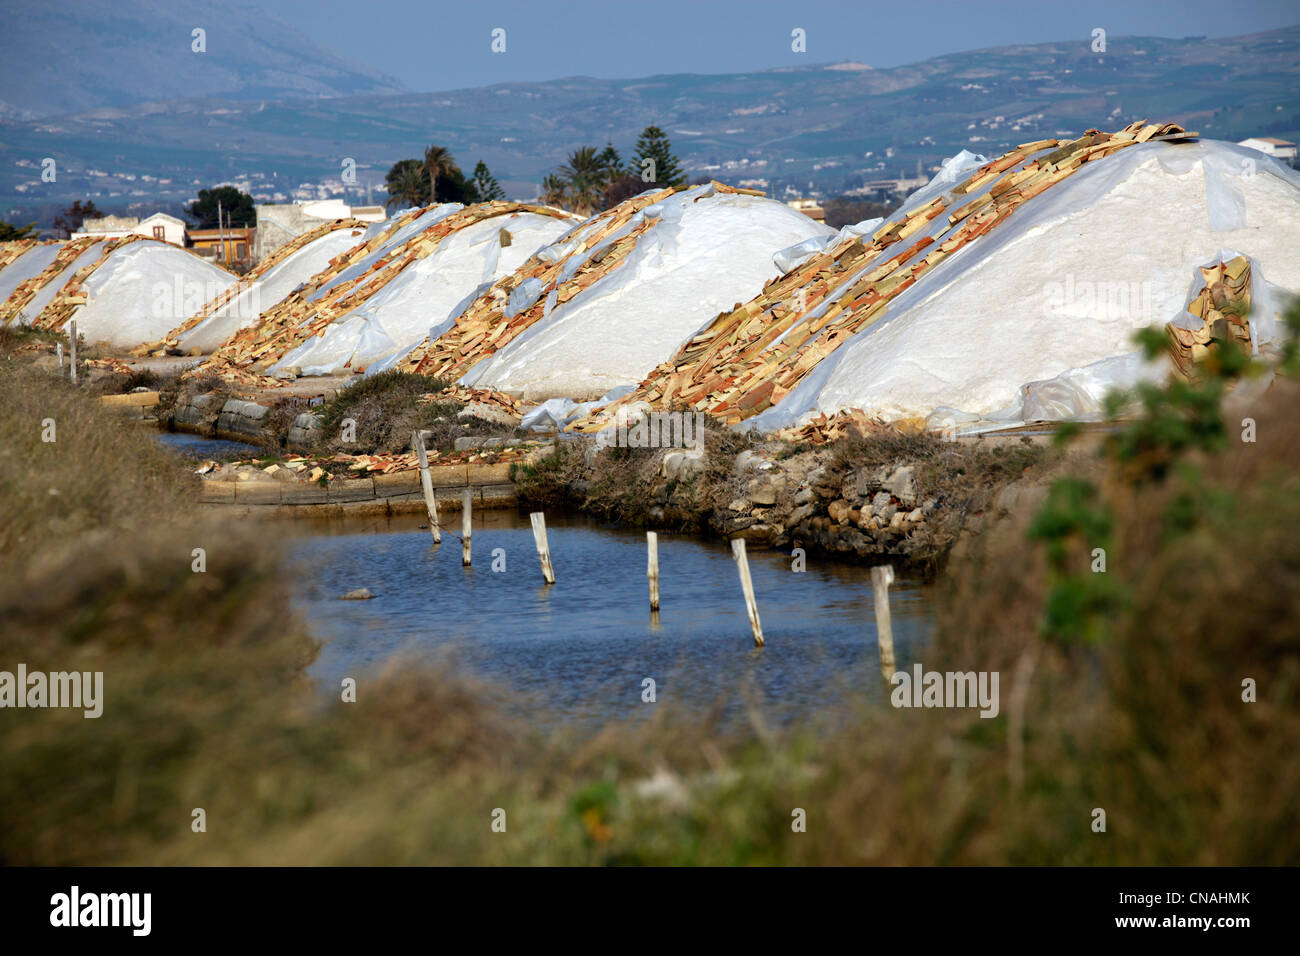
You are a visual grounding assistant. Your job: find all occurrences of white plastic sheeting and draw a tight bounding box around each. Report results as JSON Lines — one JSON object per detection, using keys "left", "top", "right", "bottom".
{"left": 177, "top": 225, "right": 369, "bottom": 353}
{"left": 5, "top": 240, "right": 107, "bottom": 325}
{"left": 520, "top": 385, "right": 636, "bottom": 432}
{"left": 64, "top": 241, "right": 237, "bottom": 349}
{"left": 0, "top": 243, "right": 62, "bottom": 308}
{"left": 269, "top": 211, "right": 571, "bottom": 376}
{"left": 748, "top": 140, "right": 1300, "bottom": 433}
{"left": 460, "top": 185, "right": 835, "bottom": 401}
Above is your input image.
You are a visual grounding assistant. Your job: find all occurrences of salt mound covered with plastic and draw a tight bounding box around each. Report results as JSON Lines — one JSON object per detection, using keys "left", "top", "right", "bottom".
{"left": 0, "top": 243, "right": 63, "bottom": 309}
{"left": 26, "top": 244, "right": 104, "bottom": 317}
{"left": 459, "top": 185, "right": 836, "bottom": 401}
{"left": 6, "top": 240, "right": 110, "bottom": 325}
{"left": 269, "top": 210, "right": 572, "bottom": 376}
{"left": 67, "top": 241, "right": 237, "bottom": 349}
{"left": 751, "top": 140, "right": 1300, "bottom": 432}
{"left": 178, "top": 225, "right": 369, "bottom": 353}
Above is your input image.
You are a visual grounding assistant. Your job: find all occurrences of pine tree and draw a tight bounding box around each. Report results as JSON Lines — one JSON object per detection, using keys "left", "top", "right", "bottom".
{"left": 0, "top": 218, "right": 37, "bottom": 240}
{"left": 628, "top": 126, "right": 685, "bottom": 187}
{"left": 471, "top": 161, "right": 506, "bottom": 202}
{"left": 596, "top": 142, "right": 622, "bottom": 179}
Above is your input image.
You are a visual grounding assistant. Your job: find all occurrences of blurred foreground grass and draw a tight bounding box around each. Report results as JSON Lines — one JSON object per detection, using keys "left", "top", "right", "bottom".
{"left": 0, "top": 318, "right": 1297, "bottom": 864}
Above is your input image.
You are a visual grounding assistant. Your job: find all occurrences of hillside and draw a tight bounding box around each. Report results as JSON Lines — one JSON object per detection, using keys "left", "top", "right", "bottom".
{"left": 0, "top": 0, "right": 406, "bottom": 120}
{"left": 2, "top": 26, "right": 1297, "bottom": 218}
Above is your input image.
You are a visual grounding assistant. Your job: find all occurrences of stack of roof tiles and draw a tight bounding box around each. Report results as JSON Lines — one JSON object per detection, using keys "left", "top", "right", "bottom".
{"left": 1166, "top": 255, "right": 1254, "bottom": 377}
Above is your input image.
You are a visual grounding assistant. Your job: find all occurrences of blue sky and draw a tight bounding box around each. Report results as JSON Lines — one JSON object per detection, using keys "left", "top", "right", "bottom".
{"left": 270, "top": 0, "right": 1300, "bottom": 89}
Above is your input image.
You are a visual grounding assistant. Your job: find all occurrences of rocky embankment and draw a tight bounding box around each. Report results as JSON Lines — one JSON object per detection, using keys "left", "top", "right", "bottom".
{"left": 518, "top": 432, "right": 1054, "bottom": 575}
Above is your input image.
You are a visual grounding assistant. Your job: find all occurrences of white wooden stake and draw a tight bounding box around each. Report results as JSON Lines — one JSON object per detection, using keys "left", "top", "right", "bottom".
{"left": 461, "top": 487, "right": 472, "bottom": 566}
{"left": 530, "top": 511, "right": 555, "bottom": 584}
{"left": 56, "top": 342, "right": 63, "bottom": 368}
{"left": 69, "top": 320, "right": 77, "bottom": 384}
{"left": 871, "top": 564, "right": 896, "bottom": 680}
{"left": 647, "top": 531, "right": 660, "bottom": 611}
{"left": 412, "top": 430, "right": 441, "bottom": 543}
{"left": 731, "top": 538, "right": 764, "bottom": 647}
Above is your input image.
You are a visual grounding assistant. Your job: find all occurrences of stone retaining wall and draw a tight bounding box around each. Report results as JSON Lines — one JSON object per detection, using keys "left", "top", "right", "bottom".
{"left": 200, "top": 460, "right": 519, "bottom": 518}
{"left": 215, "top": 398, "right": 270, "bottom": 440}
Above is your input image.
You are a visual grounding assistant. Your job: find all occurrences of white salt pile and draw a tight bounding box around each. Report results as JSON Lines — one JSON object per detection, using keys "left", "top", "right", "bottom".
{"left": 66, "top": 240, "right": 237, "bottom": 349}
{"left": 268, "top": 209, "right": 572, "bottom": 376}
{"left": 177, "top": 225, "right": 369, "bottom": 353}
{"left": 9, "top": 240, "right": 108, "bottom": 325}
{"left": 0, "top": 243, "right": 62, "bottom": 310}
{"left": 750, "top": 140, "right": 1300, "bottom": 433}
{"left": 459, "top": 184, "right": 836, "bottom": 401}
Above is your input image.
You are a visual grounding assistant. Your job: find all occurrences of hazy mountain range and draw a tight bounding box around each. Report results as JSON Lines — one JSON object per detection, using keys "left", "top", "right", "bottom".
{"left": 0, "top": 0, "right": 406, "bottom": 121}
{"left": 2, "top": 17, "right": 1297, "bottom": 225}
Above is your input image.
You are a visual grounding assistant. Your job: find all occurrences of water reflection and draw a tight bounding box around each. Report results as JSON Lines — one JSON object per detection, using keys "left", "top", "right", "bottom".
{"left": 290, "top": 513, "right": 935, "bottom": 729}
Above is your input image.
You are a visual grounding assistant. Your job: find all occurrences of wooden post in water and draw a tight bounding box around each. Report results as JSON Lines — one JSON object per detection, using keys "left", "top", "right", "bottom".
{"left": 871, "top": 564, "right": 896, "bottom": 680}
{"left": 731, "top": 538, "right": 764, "bottom": 647}
{"left": 69, "top": 320, "right": 77, "bottom": 384}
{"left": 646, "top": 531, "right": 660, "bottom": 611}
{"left": 530, "top": 512, "right": 555, "bottom": 584}
{"left": 461, "top": 488, "right": 472, "bottom": 566}
{"left": 412, "top": 430, "right": 441, "bottom": 543}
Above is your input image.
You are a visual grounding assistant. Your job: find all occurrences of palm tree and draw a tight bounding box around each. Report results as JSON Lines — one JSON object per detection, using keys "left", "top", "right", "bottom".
{"left": 423, "top": 145, "right": 461, "bottom": 204}
{"left": 540, "top": 173, "right": 568, "bottom": 208}
{"left": 384, "top": 159, "right": 429, "bottom": 210}
{"left": 556, "top": 146, "right": 610, "bottom": 216}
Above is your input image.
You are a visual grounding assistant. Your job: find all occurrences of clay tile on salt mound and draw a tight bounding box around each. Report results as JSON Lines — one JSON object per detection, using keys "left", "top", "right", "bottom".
{"left": 43, "top": 238, "right": 239, "bottom": 348}
{"left": 134, "top": 219, "right": 373, "bottom": 357}
{"left": 198, "top": 201, "right": 578, "bottom": 378}
{"left": 0, "top": 238, "right": 111, "bottom": 327}
{"left": 392, "top": 182, "right": 836, "bottom": 402}
{"left": 33, "top": 237, "right": 237, "bottom": 349}
{"left": 0, "top": 240, "right": 41, "bottom": 275}
{"left": 0, "top": 241, "right": 67, "bottom": 314}
{"left": 751, "top": 135, "right": 1300, "bottom": 432}
{"left": 568, "top": 122, "right": 1293, "bottom": 434}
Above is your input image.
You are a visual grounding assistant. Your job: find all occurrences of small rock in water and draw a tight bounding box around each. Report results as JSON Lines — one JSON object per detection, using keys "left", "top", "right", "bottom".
{"left": 339, "top": 588, "right": 374, "bottom": 600}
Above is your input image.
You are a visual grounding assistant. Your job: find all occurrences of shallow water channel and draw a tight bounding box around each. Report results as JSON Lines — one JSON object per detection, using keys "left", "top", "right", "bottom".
{"left": 153, "top": 431, "right": 261, "bottom": 459}
{"left": 289, "top": 512, "right": 936, "bottom": 729}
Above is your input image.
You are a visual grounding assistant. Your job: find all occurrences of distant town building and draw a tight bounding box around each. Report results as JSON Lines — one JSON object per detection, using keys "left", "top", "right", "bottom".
{"left": 73, "top": 212, "right": 187, "bottom": 245}
{"left": 842, "top": 174, "right": 930, "bottom": 201}
{"left": 252, "top": 200, "right": 386, "bottom": 261}
{"left": 189, "top": 226, "right": 255, "bottom": 270}
{"left": 1238, "top": 137, "right": 1297, "bottom": 162}
{"left": 786, "top": 198, "right": 826, "bottom": 223}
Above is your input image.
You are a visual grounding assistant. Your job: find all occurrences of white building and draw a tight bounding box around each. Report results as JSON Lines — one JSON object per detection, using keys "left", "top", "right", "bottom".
{"left": 252, "top": 200, "right": 386, "bottom": 261}
{"left": 73, "top": 212, "right": 187, "bottom": 245}
{"left": 1238, "top": 137, "right": 1297, "bottom": 162}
